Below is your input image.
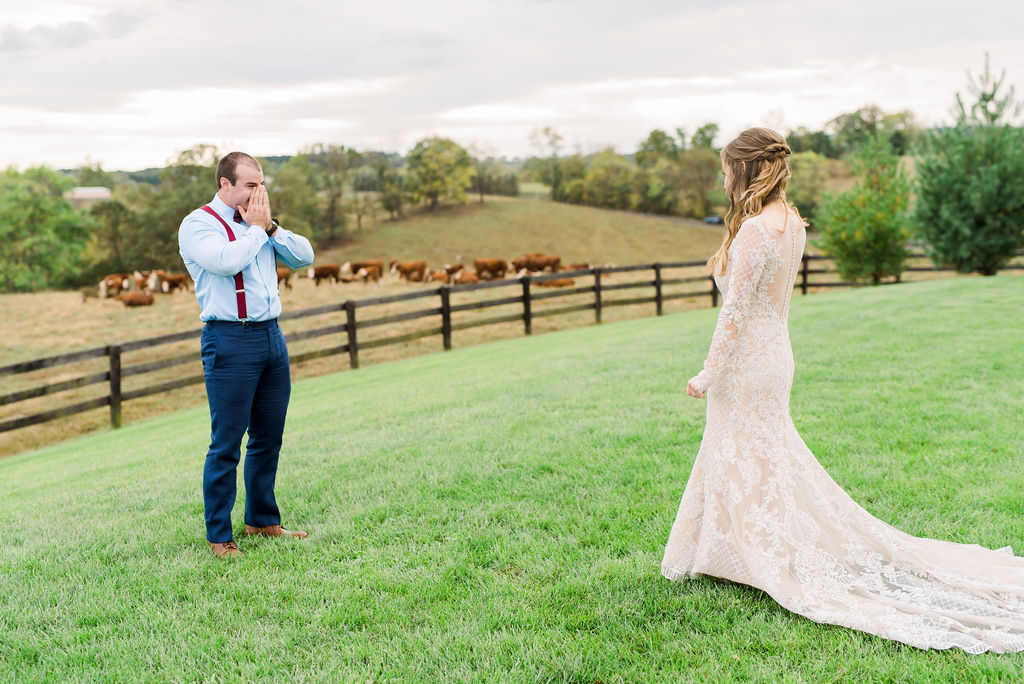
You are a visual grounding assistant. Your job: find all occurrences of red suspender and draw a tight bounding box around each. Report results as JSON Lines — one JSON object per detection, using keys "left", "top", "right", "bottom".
{"left": 200, "top": 205, "right": 248, "bottom": 321}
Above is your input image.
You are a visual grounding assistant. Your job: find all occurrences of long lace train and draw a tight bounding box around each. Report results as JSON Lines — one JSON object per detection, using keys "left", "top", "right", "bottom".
{"left": 661, "top": 214, "right": 1024, "bottom": 653}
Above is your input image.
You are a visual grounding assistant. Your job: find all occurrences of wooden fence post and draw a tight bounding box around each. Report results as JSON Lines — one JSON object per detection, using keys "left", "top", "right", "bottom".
{"left": 344, "top": 300, "right": 359, "bottom": 369}
{"left": 440, "top": 286, "right": 452, "bottom": 350}
{"left": 709, "top": 276, "right": 718, "bottom": 308}
{"left": 108, "top": 345, "right": 122, "bottom": 428}
{"left": 521, "top": 275, "right": 533, "bottom": 335}
{"left": 801, "top": 255, "right": 809, "bottom": 295}
{"left": 593, "top": 269, "right": 603, "bottom": 323}
{"left": 653, "top": 263, "right": 663, "bottom": 316}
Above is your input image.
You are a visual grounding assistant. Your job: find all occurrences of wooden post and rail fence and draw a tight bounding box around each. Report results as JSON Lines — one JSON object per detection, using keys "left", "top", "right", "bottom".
{"left": 2, "top": 252, "right": 1022, "bottom": 434}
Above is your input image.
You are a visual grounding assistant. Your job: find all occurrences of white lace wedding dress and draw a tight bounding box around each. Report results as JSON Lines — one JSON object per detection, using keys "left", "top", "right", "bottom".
{"left": 661, "top": 212, "right": 1024, "bottom": 653}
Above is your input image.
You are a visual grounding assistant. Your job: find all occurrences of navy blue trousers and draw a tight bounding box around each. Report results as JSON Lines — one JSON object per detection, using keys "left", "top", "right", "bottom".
{"left": 200, "top": 319, "right": 291, "bottom": 543}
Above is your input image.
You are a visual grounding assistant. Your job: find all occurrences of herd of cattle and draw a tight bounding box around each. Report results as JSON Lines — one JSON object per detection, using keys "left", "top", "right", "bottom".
{"left": 97, "top": 253, "right": 591, "bottom": 307}
{"left": 96, "top": 270, "right": 192, "bottom": 307}
{"left": 307, "top": 253, "right": 590, "bottom": 288}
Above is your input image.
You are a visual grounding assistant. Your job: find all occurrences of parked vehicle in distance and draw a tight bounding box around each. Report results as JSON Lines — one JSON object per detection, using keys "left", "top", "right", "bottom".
{"left": 702, "top": 215, "right": 725, "bottom": 224}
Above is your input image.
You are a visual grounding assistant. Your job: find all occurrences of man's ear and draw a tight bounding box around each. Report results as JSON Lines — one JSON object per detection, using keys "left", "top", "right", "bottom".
{"left": 218, "top": 176, "right": 230, "bottom": 190}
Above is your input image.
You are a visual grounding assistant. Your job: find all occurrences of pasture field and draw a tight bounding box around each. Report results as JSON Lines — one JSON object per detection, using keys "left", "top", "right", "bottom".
{"left": 0, "top": 276, "right": 1022, "bottom": 682}
{"left": 315, "top": 196, "right": 726, "bottom": 267}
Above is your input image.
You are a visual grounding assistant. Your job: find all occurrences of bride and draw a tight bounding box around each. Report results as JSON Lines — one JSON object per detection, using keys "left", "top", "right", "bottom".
{"left": 661, "top": 127, "right": 1024, "bottom": 653}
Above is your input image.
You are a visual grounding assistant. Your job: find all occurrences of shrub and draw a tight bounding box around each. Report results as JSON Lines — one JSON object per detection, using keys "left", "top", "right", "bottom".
{"left": 819, "top": 135, "right": 911, "bottom": 284}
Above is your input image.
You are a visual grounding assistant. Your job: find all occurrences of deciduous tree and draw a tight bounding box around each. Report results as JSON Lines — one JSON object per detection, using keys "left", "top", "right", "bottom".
{"left": 0, "top": 167, "right": 94, "bottom": 291}
{"left": 406, "top": 136, "right": 473, "bottom": 211}
{"left": 819, "top": 135, "right": 911, "bottom": 283}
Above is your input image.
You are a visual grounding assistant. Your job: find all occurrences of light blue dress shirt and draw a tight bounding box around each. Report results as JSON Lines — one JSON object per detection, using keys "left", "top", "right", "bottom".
{"left": 179, "top": 194, "right": 314, "bottom": 322}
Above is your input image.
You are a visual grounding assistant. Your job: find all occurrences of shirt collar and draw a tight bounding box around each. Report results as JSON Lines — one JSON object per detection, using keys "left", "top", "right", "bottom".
{"left": 208, "top": 194, "right": 235, "bottom": 221}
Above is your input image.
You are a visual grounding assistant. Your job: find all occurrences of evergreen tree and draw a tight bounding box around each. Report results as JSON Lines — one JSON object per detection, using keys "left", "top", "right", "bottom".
{"left": 915, "top": 55, "right": 1024, "bottom": 275}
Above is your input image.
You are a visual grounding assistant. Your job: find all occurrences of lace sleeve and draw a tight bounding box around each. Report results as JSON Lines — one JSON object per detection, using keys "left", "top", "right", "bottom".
{"left": 691, "top": 222, "right": 769, "bottom": 394}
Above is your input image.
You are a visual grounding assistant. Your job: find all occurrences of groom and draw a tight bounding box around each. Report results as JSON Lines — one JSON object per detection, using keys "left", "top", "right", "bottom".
{"left": 178, "top": 152, "right": 315, "bottom": 558}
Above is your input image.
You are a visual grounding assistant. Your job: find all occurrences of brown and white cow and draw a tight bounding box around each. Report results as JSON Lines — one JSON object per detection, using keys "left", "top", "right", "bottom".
{"left": 356, "top": 264, "right": 383, "bottom": 284}
{"left": 473, "top": 258, "right": 510, "bottom": 280}
{"left": 115, "top": 290, "right": 155, "bottom": 306}
{"left": 536, "top": 277, "right": 575, "bottom": 288}
{"left": 427, "top": 269, "right": 450, "bottom": 283}
{"left": 131, "top": 270, "right": 153, "bottom": 291}
{"left": 454, "top": 270, "right": 479, "bottom": 285}
{"left": 390, "top": 260, "right": 427, "bottom": 282}
{"left": 343, "top": 260, "right": 385, "bottom": 278}
{"left": 98, "top": 273, "right": 130, "bottom": 298}
{"left": 276, "top": 267, "right": 292, "bottom": 290}
{"left": 146, "top": 270, "right": 191, "bottom": 294}
{"left": 308, "top": 264, "right": 341, "bottom": 285}
{"left": 512, "top": 254, "right": 561, "bottom": 273}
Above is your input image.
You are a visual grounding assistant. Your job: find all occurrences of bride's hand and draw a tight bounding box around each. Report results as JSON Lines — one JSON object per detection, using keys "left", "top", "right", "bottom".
{"left": 686, "top": 379, "right": 705, "bottom": 399}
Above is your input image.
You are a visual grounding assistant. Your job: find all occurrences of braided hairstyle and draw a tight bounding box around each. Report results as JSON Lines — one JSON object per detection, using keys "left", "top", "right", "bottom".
{"left": 708, "top": 127, "right": 802, "bottom": 276}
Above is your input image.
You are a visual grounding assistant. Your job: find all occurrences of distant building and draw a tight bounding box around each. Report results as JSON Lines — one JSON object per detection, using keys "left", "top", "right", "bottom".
{"left": 64, "top": 186, "right": 112, "bottom": 208}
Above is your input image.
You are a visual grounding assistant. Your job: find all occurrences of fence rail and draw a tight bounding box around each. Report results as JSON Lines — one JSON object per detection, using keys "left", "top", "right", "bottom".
{"left": 3, "top": 251, "right": 1023, "bottom": 434}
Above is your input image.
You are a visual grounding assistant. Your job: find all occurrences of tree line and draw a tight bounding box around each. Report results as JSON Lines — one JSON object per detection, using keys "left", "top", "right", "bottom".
{"left": 517, "top": 114, "right": 909, "bottom": 225}
{"left": 518, "top": 56, "right": 1024, "bottom": 281}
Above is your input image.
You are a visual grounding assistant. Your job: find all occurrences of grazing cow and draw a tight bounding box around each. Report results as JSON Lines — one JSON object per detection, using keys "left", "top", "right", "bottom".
{"left": 427, "top": 269, "right": 450, "bottom": 283}
{"left": 308, "top": 263, "right": 341, "bottom": 285}
{"left": 473, "top": 258, "right": 510, "bottom": 280}
{"left": 391, "top": 260, "right": 427, "bottom": 282}
{"left": 454, "top": 270, "right": 479, "bottom": 285}
{"left": 443, "top": 263, "right": 464, "bottom": 276}
{"left": 161, "top": 273, "right": 191, "bottom": 293}
{"left": 145, "top": 269, "right": 191, "bottom": 294}
{"left": 146, "top": 269, "right": 164, "bottom": 291}
{"left": 512, "top": 254, "right": 561, "bottom": 273}
{"left": 344, "top": 259, "right": 384, "bottom": 276}
{"left": 276, "top": 267, "right": 292, "bottom": 290}
{"left": 536, "top": 277, "right": 575, "bottom": 288}
{"left": 115, "top": 290, "right": 155, "bottom": 307}
{"left": 131, "top": 270, "right": 153, "bottom": 291}
{"left": 356, "top": 264, "right": 383, "bottom": 284}
{"left": 98, "top": 273, "right": 130, "bottom": 298}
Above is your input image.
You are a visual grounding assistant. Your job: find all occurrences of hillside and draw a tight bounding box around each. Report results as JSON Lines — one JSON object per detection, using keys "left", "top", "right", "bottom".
{"left": 1, "top": 277, "right": 1021, "bottom": 681}
{"left": 317, "top": 196, "right": 727, "bottom": 266}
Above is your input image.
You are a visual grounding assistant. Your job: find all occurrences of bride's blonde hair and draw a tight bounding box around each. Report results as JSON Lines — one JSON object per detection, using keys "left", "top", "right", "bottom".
{"left": 708, "top": 127, "right": 802, "bottom": 276}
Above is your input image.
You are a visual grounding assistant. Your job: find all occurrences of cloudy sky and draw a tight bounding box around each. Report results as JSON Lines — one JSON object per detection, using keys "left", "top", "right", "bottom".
{"left": 2, "top": 0, "right": 1022, "bottom": 171}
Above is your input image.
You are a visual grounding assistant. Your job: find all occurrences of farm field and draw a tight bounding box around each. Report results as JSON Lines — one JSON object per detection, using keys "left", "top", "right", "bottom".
{"left": 0, "top": 276, "right": 1021, "bottom": 681}
{"left": 314, "top": 195, "right": 727, "bottom": 267}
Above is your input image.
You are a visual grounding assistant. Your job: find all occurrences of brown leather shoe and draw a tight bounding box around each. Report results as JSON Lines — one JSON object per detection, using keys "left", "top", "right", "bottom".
{"left": 243, "top": 524, "right": 308, "bottom": 539}
{"left": 209, "top": 540, "right": 242, "bottom": 558}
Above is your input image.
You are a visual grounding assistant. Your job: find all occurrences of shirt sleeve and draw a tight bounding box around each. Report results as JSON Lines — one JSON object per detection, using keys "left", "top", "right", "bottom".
{"left": 691, "top": 222, "right": 769, "bottom": 394}
{"left": 179, "top": 215, "right": 269, "bottom": 277}
{"left": 269, "top": 225, "right": 315, "bottom": 268}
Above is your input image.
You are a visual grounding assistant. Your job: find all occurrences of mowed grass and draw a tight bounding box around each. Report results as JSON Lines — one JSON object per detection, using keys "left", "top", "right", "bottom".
{"left": 1, "top": 277, "right": 1022, "bottom": 682}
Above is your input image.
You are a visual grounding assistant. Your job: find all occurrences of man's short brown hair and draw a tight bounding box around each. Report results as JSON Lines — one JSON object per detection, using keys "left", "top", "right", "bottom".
{"left": 216, "top": 152, "right": 261, "bottom": 189}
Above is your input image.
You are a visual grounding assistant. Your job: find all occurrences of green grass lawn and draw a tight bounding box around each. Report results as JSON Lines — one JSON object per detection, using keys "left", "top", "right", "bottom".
{"left": 1, "top": 276, "right": 1022, "bottom": 682}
